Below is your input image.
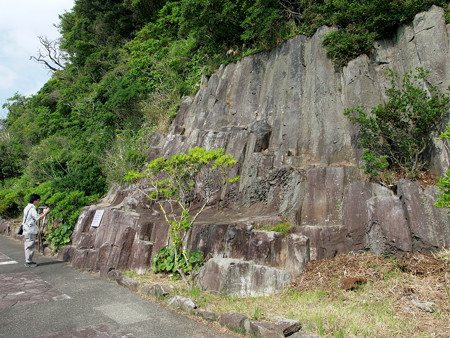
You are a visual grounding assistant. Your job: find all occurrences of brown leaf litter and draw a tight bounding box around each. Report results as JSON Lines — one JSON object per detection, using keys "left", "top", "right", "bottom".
{"left": 290, "top": 251, "right": 449, "bottom": 336}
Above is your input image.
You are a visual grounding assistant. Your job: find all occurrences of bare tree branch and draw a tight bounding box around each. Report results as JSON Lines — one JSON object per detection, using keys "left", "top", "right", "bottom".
{"left": 29, "top": 36, "right": 67, "bottom": 72}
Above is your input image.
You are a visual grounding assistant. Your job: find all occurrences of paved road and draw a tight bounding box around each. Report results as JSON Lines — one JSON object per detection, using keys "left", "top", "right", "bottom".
{"left": 0, "top": 235, "right": 231, "bottom": 338}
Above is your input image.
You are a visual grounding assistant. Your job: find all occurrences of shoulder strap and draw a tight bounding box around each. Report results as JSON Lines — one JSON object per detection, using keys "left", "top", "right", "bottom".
{"left": 22, "top": 205, "right": 32, "bottom": 225}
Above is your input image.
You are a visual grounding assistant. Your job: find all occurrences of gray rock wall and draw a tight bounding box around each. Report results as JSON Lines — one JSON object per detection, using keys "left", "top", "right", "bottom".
{"left": 63, "top": 6, "right": 450, "bottom": 279}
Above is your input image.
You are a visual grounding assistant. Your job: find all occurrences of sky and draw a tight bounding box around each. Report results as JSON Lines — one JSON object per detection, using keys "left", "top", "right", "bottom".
{"left": 0, "top": 0, "right": 74, "bottom": 118}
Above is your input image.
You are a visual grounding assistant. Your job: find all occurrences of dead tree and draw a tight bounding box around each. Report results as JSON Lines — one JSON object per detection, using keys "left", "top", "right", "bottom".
{"left": 30, "top": 36, "right": 66, "bottom": 72}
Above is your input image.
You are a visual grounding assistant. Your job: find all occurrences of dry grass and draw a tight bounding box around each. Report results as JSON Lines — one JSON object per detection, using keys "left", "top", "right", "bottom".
{"left": 289, "top": 251, "right": 449, "bottom": 337}
{"left": 138, "top": 89, "right": 180, "bottom": 135}
{"left": 124, "top": 251, "right": 450, "bottom": 337}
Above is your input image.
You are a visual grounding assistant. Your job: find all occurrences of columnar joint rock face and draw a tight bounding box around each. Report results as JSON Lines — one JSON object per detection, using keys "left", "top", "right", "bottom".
{"left": 63, "top": 6, "right": 449, "bottom": 295}
{"left": 188, "top": 222, "right": 309, "bottom": 277}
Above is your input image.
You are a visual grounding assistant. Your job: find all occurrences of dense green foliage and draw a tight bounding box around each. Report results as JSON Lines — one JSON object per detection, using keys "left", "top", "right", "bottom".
{"left": 126, "top": 147, "right": 238, "bottom": 284}
{"left": 301, "top": 0, "right": 450, "bottom": 66}
{"left": 435, "top": 127, "right": 450, "bottom": 209}
{"left": 44, "top": 191, "right": 99, "bottom": 250}
{"left": 1, "top": 0, "right": 449, "bottom": 248}
{"left": 152, "top": 246, "right": 204, "bottom": 277}
{"left": 0, "top": 176, "right": 97, "bottom": 250}
{"left": 345, "top": 68, "right": 450, "bottom": 180}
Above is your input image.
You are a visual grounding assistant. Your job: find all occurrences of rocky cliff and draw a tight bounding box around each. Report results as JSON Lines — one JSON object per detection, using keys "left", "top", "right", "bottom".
{"left": 60, "top": 6, "right": 449, "bottom": 296}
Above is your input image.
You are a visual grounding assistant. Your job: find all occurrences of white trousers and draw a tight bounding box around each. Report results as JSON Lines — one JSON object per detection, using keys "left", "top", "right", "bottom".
{"left": 24, "top": 233, "right": 37, "bottom": 263}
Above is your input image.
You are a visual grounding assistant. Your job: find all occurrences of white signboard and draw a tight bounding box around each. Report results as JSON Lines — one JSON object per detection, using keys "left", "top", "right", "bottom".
{"left": 91, "top": 210, "right": 105, "bottom": 228}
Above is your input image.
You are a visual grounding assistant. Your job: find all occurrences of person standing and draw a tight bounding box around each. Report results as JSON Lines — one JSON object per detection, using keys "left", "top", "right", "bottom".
{"left": 23, "top": 194, "right": 50, "bottom": 267}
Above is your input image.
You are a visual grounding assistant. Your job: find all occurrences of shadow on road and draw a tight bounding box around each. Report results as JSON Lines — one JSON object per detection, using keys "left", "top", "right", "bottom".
{"left": 37, "top": 260, "right": 65, "bottom": 267}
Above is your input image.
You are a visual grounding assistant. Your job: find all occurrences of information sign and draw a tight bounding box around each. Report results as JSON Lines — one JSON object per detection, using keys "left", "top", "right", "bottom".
{"left": 91, "top": 210, "right": 104, "bottom": 228}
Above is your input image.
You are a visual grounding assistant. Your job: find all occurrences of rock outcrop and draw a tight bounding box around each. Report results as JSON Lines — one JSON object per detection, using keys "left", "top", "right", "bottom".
{"left": 197, "top": 258, "right": 292, "bottom": 297}
{"left": 61, "top": 6, "right": 449, "bottom": 295}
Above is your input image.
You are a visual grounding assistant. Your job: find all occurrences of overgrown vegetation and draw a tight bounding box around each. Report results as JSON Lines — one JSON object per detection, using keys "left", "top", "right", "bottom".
{"left": 435, "top": 126, "right": 450, "bottom": 208}
{"left": 126, "top": 147, "right": 238, "bottom": 286}
{"left": 123, "top": 251, "right": 450, "bottom": 337}
{"left": 344, "top": 68, "right": 450, "bottom": 182}
{"left": 151, "top": 246, "right": 204, "bottom": 277}
{"left": 1, "top": 1, "right": 449, "bottom": 248}
{"left": 254, "top": 221, "right": 293, "bottom": 234}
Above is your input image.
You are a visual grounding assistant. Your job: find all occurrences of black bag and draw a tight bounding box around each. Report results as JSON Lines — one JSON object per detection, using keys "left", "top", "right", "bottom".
{"left": 18, "top": 206, "right": 31, "bottom": 235}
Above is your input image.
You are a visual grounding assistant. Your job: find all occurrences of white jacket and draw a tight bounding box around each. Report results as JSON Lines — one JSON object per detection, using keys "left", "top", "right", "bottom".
{"left": 22, "top": 203, "right": 40, "bottom": 235}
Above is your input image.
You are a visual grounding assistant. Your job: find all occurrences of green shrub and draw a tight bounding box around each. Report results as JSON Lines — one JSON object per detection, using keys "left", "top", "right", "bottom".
{"left": 344, "top": 68, "right": 450, "bottom": 180}
{"left": 0, "top": 176, "right": 38, "bottom": 218}
{"left": 294, "top": 0, "right": 449, "bottom": 65}
{"left": 44, "top": 190, "right": 99, "bottom": 251}
{"left": 0, "top": 188, "right": 20, "bottom": 217}
{"left": 360, "top": 149, "right": 389, "bottom": 178}
{"left": 323, "top": 28, "right": 376, "bottom": 66}
{"left": 152, "top": 246, "right": 204, "bottom": 277}
{"left": 45, "top": 223, "right": 73, "bottom": 250}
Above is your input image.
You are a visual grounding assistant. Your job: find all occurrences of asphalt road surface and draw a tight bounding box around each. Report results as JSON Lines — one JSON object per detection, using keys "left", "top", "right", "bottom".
{"left": 0, "top": 235, "right": 232, "bottom": 338}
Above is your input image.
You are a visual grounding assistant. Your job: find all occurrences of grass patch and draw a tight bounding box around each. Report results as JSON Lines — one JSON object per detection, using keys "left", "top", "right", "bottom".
{"left": 124, "top": 251, "right": 449, "bottom": 337}
{"left": 253, "top": 221, "right": 293, "bottom": 234}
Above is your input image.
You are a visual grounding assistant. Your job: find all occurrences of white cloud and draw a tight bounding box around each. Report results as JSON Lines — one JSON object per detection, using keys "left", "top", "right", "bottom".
{"left": 0, "top": 0, "right": 74, "bottom": 117}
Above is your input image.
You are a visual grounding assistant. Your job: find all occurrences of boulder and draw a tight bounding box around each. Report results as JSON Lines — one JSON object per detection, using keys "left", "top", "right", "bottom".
{"left": 99, "top": 266, "right": 115, "bottom": 279}
{"left": 195, "top": 310, "right": 219, "bottom": 322}
{"left": 299, "top": 167, "right": 360, "bottom": 227}
{"left": 106, "top": 269, "right": 121, "bottom": 281}
{"left": 409, "top": 297, "right": 436, "bottom": 313}
{"left": 56, "top": 246, "right": 75, "bottom": 262}
{"left": 116, "top": 275, "right": 139, "bottom": 292}
{"left": 219, "top": 313, "right": 250, "bottom": 334}
{"left": 197, "top": 258, "right": 292, "bottom": 297}
{"left": 141, "top": 284, "right": 172, "bottom": 300}
{"left": 342, "top": 182, "right": 394, "bottom": 254}
{"left": 167, "top": 296, "right": 197, "bottom": 313}
{"left": 249, "top": 321, "right": 284, "bottom": 337}
{"left": 275, "top": 318, "right": 302, "bottom": 336}
{"left": 0, "top": 219, "right": 11, "bottom": 235}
